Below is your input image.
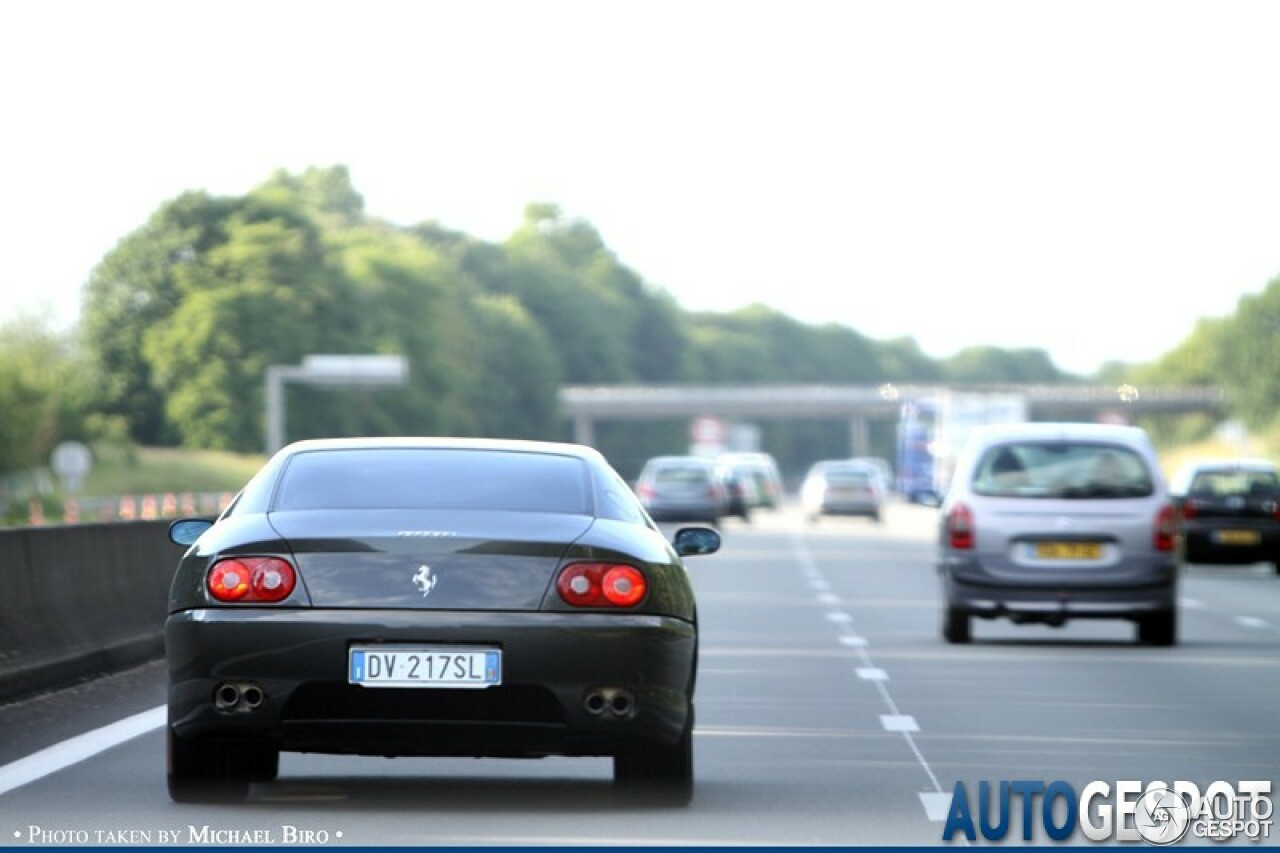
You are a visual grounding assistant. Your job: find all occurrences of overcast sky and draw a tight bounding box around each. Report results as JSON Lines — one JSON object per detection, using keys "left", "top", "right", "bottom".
{"left": 3, "top": 0, "right": 1279, "bottom": 375}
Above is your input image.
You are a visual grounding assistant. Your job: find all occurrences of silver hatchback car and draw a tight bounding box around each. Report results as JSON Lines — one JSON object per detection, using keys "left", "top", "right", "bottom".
{"left": 938, "top": 422, "right": 1178, "bottom": 645}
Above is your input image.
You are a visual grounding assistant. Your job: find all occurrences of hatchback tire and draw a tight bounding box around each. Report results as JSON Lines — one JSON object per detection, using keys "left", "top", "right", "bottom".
{"left": 942, "top": 604, "right": 971, "bottom": 644}
{"left": 1137, "top": 610, "right": 1177, "bottom": 646}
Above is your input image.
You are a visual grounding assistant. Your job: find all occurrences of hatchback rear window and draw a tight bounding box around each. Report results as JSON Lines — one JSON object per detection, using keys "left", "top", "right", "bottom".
{"left": 972, "top": 442, "right": 1154, "bottom": 499}
{"left": 1188, "top": 470, "right": 1279, "bottom": 498}
{"left": 274, "top": 448, "right": 592, "bottom": 513}
{"left": 652, "top": 466, "right": 714, "bottom": 485}
{"left": 825, "top": 469, "right": 872, "bottom": 486}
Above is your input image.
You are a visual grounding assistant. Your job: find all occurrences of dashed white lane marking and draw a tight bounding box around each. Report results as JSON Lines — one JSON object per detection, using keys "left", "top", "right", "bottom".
{"left": 817, "top": 592, "right": 841, "bottom": 606}
{"left": 881, "top": 715, "right": 920, "bottom": 733}
{"left": 1235, "top": 616, "right": 1269, "bottom": 629}
{"left": 1179, "top": 597, "right": 1204, "bottom": 609}
{"left": 0, "top": 706, "right": 165, "bottom": 796}
{"left": 790, "top": 531, "right": 957, "bottom": 839}
{"left": 856, "top": 667, "right": 889, "bottom": 681}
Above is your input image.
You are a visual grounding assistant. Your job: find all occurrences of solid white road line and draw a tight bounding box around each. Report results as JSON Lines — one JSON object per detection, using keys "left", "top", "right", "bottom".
{"left": 0, "top": 705, "right": 165, "bottom": 797}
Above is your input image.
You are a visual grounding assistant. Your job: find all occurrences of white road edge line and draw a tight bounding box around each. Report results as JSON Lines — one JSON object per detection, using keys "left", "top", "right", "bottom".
{"left": 1235, "top": 615, "right": 1269, "bottom": 629}
{"left": 0, "top": 705, "right": 165, "bottom": 797}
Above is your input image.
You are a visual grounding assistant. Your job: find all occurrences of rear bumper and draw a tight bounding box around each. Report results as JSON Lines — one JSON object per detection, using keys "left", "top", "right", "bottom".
{"left": 940, "top": 556, "right": 1177, "bottom": 621}
{"left": 1182, "top": 526, "right": 1280, "bottom": 565}
{"left": 816, "top": 500, "right": 881, "bottom": 516}
{"left": 166, "top": 609, "right": 696, "bottom": 758}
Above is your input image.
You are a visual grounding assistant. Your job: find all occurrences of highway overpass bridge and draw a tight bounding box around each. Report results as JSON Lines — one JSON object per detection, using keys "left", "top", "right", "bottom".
{"left": 559, "top": 383, "right": 1228, "bottom": 455}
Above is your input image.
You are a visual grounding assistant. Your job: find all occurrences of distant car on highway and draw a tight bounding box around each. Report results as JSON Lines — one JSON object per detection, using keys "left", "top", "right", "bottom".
{"left": 634, "top": 455, "right": 730, "bottom": 524}
{"left": 852, "top": 456, "right": 895, "bottom": 496}
{"left": 1169, "top": 457, "right": 1280, "bottom": 574}
{"left": 937, "top": 422, "right": 1178, "bottom": 645}
{"left": 163, "top": 437, "right": 720, "bottom": 804}
{"left": 717, "top": 463, "right": 760, "bottom": 522}
{"left": 800, "top": 459, "right": 886, "bottom": 523}
{"left": 716, "top": 452, "right": 785, "bottom": 509}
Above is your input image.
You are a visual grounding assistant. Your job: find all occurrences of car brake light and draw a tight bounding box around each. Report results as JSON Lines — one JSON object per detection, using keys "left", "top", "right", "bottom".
{"left": 1154, "top": 505, "right": 1177, "bottom": 552}
{"left": 207, "top": 557, "right": 296, "bottom": 603}
{"left": 556, "top": 563, "right": 647, "bottom": 608}
{"left": 1180, "top": 500, "right": 1197, "bottom": 520}
{"left": 636, "top": 484, "right": 654, "bottom": 501}
{"left": 948, "top": 504, "right": 974, "bottom": 550}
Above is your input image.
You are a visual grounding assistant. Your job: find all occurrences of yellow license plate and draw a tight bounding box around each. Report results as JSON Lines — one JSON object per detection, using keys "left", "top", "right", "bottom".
{"left": 1035, "top": 542, "right": 1102, "bottom": 560}
{"left": 1216, "top": 530, "right": 1261, "bottom": 545}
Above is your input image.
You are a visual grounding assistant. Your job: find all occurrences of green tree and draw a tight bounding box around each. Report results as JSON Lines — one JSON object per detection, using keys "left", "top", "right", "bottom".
{"left": 943, "top": 346, "right": 1075, "bottom": 383}
{"left": 466, "top": 295, "right": 562, "bottom": 438}
{"left": 81, "top": 191, "right": 244, "bottom": 444}
{"left": 1218, "top": 278, "right": 1280, "bottom": 428}
{"left": 142, "top": 207, "right": 357, "bottom": 449}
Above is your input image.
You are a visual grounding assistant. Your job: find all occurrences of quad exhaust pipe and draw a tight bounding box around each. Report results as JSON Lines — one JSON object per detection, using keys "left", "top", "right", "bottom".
{"left": 583, "top": 687, "right": 635, "bottom": 718}
{"left": 214, "top": 681, "right": 266, "bottom": 712}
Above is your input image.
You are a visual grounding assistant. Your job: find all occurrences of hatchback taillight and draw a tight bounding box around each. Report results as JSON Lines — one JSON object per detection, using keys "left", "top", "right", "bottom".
{"left": 556, "top": 563, "right": 647, "bottom": 608}
{"left": 948, "top": 504, "right": 974, "bottom": 550}
{"left": 207, "top": 557, "right": 297, "bottom": 603}
{"left": 1154, "top": 505, "right": 1177, "bottom": 552}
{"left": 1180, "top": 500, "right": 1197, "bottom": 521}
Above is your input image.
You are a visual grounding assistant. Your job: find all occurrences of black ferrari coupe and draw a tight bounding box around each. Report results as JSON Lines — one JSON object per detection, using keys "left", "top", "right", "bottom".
{"left": 164, "top": 437, "right": 719, "bottom": 804}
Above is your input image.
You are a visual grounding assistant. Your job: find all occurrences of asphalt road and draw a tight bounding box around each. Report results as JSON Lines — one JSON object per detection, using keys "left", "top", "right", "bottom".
{"left": 2, "top": 502, "right": 1278, "bottom": 846}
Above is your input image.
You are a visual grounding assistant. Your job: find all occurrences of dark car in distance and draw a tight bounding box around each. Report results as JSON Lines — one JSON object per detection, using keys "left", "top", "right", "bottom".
{"left": 1170, "top": 458, "right": 1280, "bottom": 574}
{"left": 164, "top": 437, "right": 720, "bottom": 804}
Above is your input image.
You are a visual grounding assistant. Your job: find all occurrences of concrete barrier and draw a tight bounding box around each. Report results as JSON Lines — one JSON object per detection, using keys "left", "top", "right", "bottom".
{"left": 0, "top": 520, "right": 175, "bottom": 703}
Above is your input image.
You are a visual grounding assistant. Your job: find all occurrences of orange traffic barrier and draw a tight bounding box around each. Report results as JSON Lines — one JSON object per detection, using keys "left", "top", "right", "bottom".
{"left": 28, "top": 498, "right": 45, "bottom": 526}
{"left": 140, "top": 495, "right": 159, "bottom": 520}
{"left": 64, "top": 500, "right": 80, "bottom": 523}
{"left": 118, "top": 496, "right": 137, "bottom": 520}
{"left": 180, "top": 494, "right": 197, "bottom": 515}
{"left": 161, "top": 493, "right": 178, "bottom": 516}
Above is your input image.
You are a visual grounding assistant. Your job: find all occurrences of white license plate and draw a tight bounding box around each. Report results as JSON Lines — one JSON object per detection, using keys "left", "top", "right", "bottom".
{"left": 349, "top": 646, "right": 501, "bottom": 689}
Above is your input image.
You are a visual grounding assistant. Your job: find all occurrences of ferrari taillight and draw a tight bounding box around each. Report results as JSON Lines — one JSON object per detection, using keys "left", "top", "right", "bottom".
{"left": 556, "top": 563, "right": 648, "bottom": 608}
{"left": 207, "top": 557, "right": 297, "bottom": 603}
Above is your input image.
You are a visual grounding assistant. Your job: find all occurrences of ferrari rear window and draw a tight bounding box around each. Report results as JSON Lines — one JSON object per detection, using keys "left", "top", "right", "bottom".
{"left": 273, "top": 448, "right": 592, "bottom": 513}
